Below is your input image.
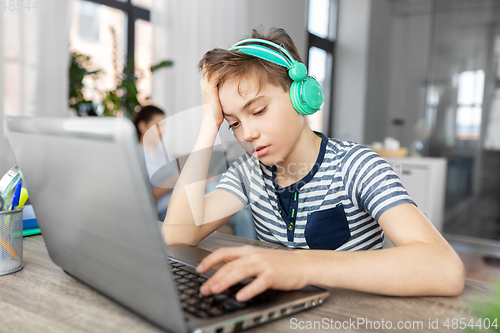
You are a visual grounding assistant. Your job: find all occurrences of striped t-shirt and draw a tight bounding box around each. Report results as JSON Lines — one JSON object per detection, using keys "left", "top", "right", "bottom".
{"left": 215, "top": 133, "right": 416, "bottom": 251}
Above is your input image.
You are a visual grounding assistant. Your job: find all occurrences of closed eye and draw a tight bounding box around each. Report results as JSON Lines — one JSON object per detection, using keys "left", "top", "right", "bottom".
{"left": 228, "top": 107, "right": 266, "bottom": 130}
{"left": 254, "top": 107, "right": 267, "bottom": 116}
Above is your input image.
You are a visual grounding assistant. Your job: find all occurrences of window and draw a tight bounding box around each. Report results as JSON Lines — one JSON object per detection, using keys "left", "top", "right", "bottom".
{"left": 455, "top": 70, "right": 485, "bottom": 141}
{"left": 69, "top": 0, "right": 151, "bottom": 112}
{"left": 307, "top": 0, "right": 337, "bottom": 135}
{"left": 78, "top": 1, "right": 101, "bottom": 42}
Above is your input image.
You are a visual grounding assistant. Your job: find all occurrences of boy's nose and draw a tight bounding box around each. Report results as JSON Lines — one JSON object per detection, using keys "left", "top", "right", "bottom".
{"left": 242, "top": 125, "right": 259, "bottom": 142}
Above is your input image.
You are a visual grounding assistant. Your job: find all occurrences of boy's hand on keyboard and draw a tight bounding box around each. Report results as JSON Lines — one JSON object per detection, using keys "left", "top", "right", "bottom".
{"left": 196, "top": 245, "right": 309, "bottom": 302}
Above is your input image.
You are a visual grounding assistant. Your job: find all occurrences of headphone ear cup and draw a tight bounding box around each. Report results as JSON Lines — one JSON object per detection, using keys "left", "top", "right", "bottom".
{"left": 290, "top": 78, "right": 324, "bottom": 115}
{"left": 290, "top": 81, "right": 306, "bottom": 115}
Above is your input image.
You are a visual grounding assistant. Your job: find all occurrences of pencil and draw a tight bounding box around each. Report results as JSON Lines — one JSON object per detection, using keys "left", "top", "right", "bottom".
{"left": 0, "top": 233, "right": 19, "bottom": 259}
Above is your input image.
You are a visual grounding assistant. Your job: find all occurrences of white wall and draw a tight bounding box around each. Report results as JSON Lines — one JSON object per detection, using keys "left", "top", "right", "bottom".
{"left": 0, "top": 8, "right": 10, "bottom": 175}
{"left": 363, "top": 0, "right": 392, "bottom": 146}
{"left": 0, "top": 3, "right": 70, "bottom": 175}
{"left": 246, "top": 0, "right": 308, "bottom": 62}
{"left": 332, "top": 0, "right": 372, "bottom": 143}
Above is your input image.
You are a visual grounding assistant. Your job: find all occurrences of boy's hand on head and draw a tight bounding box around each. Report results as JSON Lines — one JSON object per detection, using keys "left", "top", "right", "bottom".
{"left": 200, "top": 68, "right": 224, "bottom": 128}
{"left": 196, "top": 245, "right": 310, "bottom": 302}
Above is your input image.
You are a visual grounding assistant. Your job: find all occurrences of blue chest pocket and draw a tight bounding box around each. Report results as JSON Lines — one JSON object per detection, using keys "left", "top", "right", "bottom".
{"left": 304, "top": 205, "right": 351, "bottom": 250}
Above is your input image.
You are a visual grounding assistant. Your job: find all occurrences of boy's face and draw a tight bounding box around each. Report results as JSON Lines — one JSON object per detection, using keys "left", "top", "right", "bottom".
{"left": 219, "top": 75, "right": 305, "bottom": 167}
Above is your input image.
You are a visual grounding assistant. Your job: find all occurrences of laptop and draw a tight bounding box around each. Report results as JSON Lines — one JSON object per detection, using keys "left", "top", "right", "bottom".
{"left": 4, "top": 116, "right": 330, "bottom": 333}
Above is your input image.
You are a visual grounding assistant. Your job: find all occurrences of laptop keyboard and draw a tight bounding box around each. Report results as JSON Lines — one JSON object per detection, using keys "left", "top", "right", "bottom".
{"left": 168, "top": 259, "right": 278, "bottom": 318}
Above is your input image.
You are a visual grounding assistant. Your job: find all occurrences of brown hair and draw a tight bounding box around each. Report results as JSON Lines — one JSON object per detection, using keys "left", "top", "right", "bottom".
{"left": 198, "top": 28, "right": 302, "bottom": 94}
{"left": 133, "top": 105, "right": 165, "bottom": 141}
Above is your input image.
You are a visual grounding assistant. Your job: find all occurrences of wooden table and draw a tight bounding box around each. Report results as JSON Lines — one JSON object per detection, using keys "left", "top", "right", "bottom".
{"left": 0, "top": 232, "right": 494, "bottom": 333}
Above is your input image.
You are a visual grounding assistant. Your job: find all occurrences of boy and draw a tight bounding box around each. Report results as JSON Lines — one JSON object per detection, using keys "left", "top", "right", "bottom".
{"left": 162, "top": 28, "right": 465, "bottom": 302}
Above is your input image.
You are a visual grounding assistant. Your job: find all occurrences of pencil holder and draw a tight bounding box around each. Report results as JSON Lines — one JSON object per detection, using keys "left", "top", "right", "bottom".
{"left": 0, "top": 208, "right": 24, "bottom": 276}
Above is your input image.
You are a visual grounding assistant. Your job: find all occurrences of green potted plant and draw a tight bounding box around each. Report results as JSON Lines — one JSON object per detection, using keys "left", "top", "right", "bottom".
{"left": 69, "top": 27, "right": 173, "bottom": 118}
{"left": 68, "top": 52, "right": 101, "bottom": 116}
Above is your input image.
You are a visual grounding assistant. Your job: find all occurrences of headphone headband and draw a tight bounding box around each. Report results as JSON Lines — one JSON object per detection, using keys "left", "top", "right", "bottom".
{"left": 229, "top": 38, "right": 297, "bottom": 68}
{"left": 230, "top": 44, "right": 292, "bottom": 68}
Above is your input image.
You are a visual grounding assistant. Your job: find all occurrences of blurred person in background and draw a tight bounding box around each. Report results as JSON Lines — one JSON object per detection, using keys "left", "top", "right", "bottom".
{"left": 134, "top": 105, "right": 179, "bottom": 221}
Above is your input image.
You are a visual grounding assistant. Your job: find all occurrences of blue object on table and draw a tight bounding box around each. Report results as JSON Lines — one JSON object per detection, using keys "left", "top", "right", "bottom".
{"left": 9, "top": 181, "right": 22, "bottom": 211}
{"left": 22, "top": 205, "right": 38, "bottom": 229}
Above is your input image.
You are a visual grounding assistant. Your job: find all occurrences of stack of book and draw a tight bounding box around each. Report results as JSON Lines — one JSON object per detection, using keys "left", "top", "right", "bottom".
{"left": 23, "top": 205, "right": 40, "bottom": 237}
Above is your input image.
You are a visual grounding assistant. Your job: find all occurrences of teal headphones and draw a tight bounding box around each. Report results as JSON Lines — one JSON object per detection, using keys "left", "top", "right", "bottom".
{"left": 229, "top": 38, "right": 324, "bottom": 116}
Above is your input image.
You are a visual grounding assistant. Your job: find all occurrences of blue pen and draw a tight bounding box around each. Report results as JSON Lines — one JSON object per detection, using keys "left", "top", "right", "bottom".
{"left": 9, "top": 181, "right": 22, "bottom": 211}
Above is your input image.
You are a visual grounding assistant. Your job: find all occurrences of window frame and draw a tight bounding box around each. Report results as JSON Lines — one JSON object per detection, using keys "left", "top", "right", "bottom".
{"left": 306, "top": 0, "right": 338, "bottom": 137}
{"left": 82, "top": 0, "right": 150, "bottom": 61}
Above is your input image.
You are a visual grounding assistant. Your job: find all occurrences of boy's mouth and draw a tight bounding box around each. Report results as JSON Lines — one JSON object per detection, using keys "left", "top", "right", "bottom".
{"left": 254, "top": 145, "right": 270, "bottom": 157}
